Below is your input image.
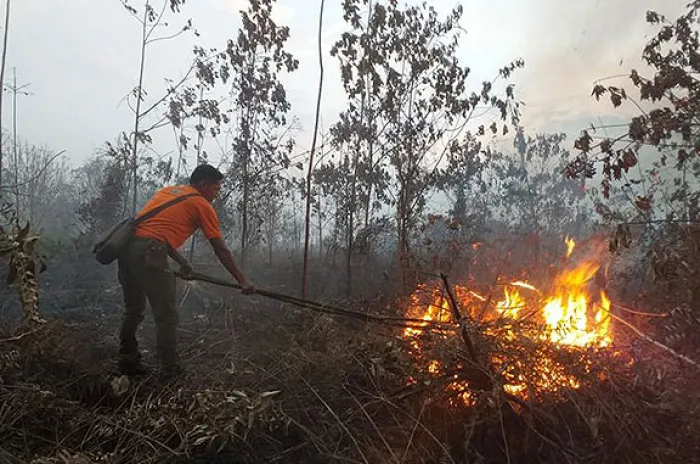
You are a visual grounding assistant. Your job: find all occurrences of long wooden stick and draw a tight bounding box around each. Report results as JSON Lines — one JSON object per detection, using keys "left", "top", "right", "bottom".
{"left": 176, "top": 271, "right": 457, "bottom": 332}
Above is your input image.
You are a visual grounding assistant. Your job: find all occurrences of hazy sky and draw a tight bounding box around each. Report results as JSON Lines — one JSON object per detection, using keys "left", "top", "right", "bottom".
{"left": 6, "top": 0, "right": 686, "bottom": 167}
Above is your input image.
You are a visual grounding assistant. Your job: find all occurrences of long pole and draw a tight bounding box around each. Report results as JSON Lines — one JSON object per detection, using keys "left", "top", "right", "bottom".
{"left": 179, "top": 270, "right": 454, "bottom": 331}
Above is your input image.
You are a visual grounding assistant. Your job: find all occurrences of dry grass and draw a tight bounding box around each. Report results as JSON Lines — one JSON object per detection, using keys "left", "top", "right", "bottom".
{"left": 0, "top": 292, "right": 698, "bottom": 464}
{"left": 1, "top": 225, "right": 700, "bottom": 463}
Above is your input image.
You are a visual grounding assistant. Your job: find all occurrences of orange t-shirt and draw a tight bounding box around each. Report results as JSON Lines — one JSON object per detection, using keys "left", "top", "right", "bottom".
{"left": 134, "top": 185, "right": 223, "bottom": 249}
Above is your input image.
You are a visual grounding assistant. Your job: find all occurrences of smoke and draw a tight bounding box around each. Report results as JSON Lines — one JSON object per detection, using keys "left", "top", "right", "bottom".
{"left": 514, "top": 0, "right": 686, "bottom": 133}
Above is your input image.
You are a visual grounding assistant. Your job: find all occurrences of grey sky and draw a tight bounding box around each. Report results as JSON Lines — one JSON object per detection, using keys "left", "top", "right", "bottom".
{"left": 6, "top": 0, "right": 685, "bottom": 167}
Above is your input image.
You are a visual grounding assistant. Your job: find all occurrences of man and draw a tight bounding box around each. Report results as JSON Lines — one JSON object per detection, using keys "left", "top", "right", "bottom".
{"left": 117, "top": 164, "right": 254, "bottom": 377}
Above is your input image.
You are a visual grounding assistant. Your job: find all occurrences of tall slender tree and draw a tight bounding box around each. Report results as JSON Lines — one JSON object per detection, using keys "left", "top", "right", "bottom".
{"left": 301, "top": 0, "right": 326, "bottom": 298}
{"left": 5, "top": 67, "right": 30, "bottom": 213}
{"left": 118, "top": 0, "right": 192, "bottom": 214}
{"left": 0, "top": 0, "right": 12, "bottom": 192}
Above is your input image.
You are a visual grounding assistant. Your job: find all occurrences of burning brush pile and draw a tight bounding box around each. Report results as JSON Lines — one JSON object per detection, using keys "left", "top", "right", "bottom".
{"left": 402, "top": 238, "right": 631, "bottom": 405}
{"left": 385, "top": 236, "right": 700, "bottom": 461}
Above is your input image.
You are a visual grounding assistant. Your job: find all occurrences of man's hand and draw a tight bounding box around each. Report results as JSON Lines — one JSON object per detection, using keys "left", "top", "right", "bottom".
{"left": 179, "top": 262, "right": 194, "bottom": 280}
{"left": 240, "top": 281, "right": 255, "bottom": 295}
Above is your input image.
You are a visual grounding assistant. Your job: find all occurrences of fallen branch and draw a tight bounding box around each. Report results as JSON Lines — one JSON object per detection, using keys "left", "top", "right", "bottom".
{"left": 440, "top": 273, "right": 480, "bottom": 364}
{"left": 441, "top": 273, "right": 495, "bottom": 391}
{"left": 0, "top": 328, "right": 41, "bottom": 343}
{"left": 610, "top": 302, "right": 668, "bottom": 318}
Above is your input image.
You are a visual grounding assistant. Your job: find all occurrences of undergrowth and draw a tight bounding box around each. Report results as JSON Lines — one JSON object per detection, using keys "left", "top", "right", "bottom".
{"left": 1, "top": 295, "right": 699, "bottom": 464}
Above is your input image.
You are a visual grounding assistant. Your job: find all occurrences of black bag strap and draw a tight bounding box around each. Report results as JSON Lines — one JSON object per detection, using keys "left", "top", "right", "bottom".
{"left": 132, "top": 192, "right": 200, "bottom": 226}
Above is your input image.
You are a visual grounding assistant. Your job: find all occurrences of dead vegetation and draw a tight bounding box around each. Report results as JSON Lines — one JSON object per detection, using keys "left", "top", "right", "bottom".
{"left": 2, "top": 228, "right": 700, "bottom": 464}
{"left": 0, "top": 208, "right": 699, "bottom": 464}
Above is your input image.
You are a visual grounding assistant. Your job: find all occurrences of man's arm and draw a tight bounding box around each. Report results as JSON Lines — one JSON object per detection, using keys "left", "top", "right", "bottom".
{"left": 209, "top": 238, "right": 254, "bottom": 293}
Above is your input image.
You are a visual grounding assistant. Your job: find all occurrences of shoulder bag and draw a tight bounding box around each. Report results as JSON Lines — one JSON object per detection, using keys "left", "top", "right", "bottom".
{"left": 92, "top": 193, "right": 199, "bottom": 265}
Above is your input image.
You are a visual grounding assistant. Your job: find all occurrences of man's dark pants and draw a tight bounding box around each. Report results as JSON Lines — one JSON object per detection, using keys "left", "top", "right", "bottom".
{"left": 117, "top": 237, "right": 180, "bottom": 371}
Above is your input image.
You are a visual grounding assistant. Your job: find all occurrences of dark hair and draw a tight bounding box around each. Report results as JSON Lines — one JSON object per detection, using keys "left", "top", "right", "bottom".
{"left": 190, "top": 164, "right": 224, "bottom": 185}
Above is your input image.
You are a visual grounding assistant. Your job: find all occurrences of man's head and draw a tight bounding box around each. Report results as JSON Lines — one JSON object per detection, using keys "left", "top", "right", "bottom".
{"left": 189, "top": 164, "right": 224, "bottom": 201}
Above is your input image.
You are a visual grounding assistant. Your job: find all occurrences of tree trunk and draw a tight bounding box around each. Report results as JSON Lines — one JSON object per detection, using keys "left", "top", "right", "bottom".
{"left": 317, "top": 196, "right": 323, "bottom": 260}
{"left": 131, "top": 1, "right": 150, "bottom": 215}
{"left": 301, "top": 0, "right": 325, "bottom": 298}
{"left": 397, "top": 185, "right": 412, "bottom": 293}
{"left": 0, "top": 0, "right": 12, "bottom": 192}
{"left": 239, "top": 49, "right": 258, "bottom": 263}
{"left": 347, "top": 161, "right": 358, "bottom": 297}
{"left": 241, "top": 143, "right": 249, "bottom": 258}
{"left": 12, "top": 68, "right": 19, "bottom": 214}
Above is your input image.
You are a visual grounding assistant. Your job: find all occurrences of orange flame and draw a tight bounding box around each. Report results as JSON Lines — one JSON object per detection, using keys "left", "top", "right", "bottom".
{"left": 565, "top": 236, "right": 576, "bottom": 258}
{"left": 402, "top": 236, "right": 616, "bottom": 404}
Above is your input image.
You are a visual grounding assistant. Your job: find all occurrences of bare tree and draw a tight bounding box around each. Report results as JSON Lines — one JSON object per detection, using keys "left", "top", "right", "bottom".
{"left": 223, "top": 0, "right": 298, "bottom": 261}
{"left": 1, "top": 138, "right": 69, "bottom": 231}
